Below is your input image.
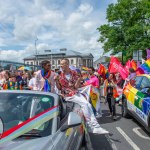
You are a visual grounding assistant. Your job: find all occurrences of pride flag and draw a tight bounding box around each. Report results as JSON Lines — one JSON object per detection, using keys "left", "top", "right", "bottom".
{"left": 82, "top": 66, "right": 89, "bottom": 71}
{"left": 131, "top": 60, "right": 137, "bottom": 71}
{"left": 98, "top": 64, "right": 108, "bottom": 79}
{"left": 136, "top": 58, "right": 150, "bottom": 75}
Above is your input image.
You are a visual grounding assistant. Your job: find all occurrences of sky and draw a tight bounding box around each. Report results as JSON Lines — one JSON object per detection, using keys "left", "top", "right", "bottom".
{"left": 0, "top": 0, "right": 117, "bottom": 62}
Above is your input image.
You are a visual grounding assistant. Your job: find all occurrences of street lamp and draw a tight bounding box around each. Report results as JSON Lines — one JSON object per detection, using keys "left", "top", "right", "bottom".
{"left": 35, "top": 37, "right": 38, "bottom": 67}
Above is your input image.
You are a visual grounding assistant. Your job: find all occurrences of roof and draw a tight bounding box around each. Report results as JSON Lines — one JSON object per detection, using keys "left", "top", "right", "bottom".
{"left": 24, "top": 50, "right": 93, "bottom": 59}
{"left": 94, "top": 56, "right": 109, "bottom": 63}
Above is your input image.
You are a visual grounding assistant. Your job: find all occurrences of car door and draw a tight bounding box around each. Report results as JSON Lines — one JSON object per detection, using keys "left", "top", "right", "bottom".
{"left": 54, "top": 102, "right": 84, "bottom": 150}
{"left": 134, "top": 76, "right": 150, "bottom": 126}
{"left": 126, "top": 76, "right": 143, "bottom": 106}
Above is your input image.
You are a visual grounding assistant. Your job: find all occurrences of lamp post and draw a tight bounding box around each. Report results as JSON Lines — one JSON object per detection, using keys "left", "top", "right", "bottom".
{"left": 35, "top": 37, "right": 38, "bottom": 67}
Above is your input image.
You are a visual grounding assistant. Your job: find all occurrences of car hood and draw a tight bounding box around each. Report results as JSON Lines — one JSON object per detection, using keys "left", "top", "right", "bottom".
{"left": 0, "top": 136, "right": 54, "bottom": 150}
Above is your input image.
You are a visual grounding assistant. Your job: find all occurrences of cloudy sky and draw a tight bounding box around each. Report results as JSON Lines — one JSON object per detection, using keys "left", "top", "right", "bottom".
{"left": 0, "top": 0, "right": 117, "bottom": 62}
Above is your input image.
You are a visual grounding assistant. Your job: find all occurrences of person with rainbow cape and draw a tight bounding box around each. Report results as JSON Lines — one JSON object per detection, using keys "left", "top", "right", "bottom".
{"left": 34, "top": 60, "right": 56, "bottom": 93}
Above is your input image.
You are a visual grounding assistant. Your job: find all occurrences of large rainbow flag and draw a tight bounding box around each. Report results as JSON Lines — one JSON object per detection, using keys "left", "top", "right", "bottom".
{"left": 136, "top": 58, "right": 150, "bottom": 74}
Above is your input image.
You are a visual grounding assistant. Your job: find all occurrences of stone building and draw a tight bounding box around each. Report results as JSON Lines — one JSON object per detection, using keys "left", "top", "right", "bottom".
{"left": 24, "top": 48, "right": 93, "bottom": 69}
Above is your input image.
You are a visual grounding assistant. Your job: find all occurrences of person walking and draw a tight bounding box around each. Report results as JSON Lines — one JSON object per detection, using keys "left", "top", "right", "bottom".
{"left": 104, "top": 73, "right": 118, "bottom": 120}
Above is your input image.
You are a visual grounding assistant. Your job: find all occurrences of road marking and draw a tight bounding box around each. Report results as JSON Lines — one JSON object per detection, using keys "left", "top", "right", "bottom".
{"left": 133, "top": 127, "right": 150, "bottom": 140}
{"left": 116, "top": 127, "right": 140, "bottom": 150}
{"left": 105, "top": 134, "right": 118, "bottom": 150}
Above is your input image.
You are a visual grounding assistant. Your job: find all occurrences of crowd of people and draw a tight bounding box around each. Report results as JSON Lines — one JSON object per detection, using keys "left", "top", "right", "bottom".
{"left": 0, "top": 58, "right": 136, "bottom": 134}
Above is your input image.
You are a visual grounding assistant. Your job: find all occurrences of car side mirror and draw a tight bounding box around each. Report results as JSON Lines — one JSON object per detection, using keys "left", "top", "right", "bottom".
{"left": 60, "top": 112, "right": 82, "bottom": 132}
{"left": 0, "top": 117, "right": 4, "bottom": 139}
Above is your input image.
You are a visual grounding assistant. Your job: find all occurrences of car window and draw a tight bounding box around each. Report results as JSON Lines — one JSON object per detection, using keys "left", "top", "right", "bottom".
{"left": 140, "top": 77, "right": 150, "bottom": 89}
{"left": 0, "top": 92, "right": 55, "bottom": 137}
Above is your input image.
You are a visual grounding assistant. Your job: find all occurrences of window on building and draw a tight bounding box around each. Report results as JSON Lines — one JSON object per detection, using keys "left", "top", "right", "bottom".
{"left": 31, "top": 62, "right": 33, "bottom": 65}
{"left": 26, "top": 62, "right": 29, "bottom": 64}
{"left": 52, "top": 60, "right": 55, "bottom": 65}
{"left": 52, "top": 66, "right": 55, "bottom": 70}
{"left": 58, "top": 60, "right": 60, "bottom": 65}
{"left": 71, "top": 59, "right": 74, "bottom": 65}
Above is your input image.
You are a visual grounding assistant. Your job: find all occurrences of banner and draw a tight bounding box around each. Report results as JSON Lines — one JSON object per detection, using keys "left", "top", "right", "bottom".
{"left": 118, "top": 65, "right": 128, "bottom": 80}
{"left": 108, "top": 56, "right": 121, "bottom": 73}
{"left": 109, "top": 56, "right": 128, "bottom": 80}
{"left": 124, "top": 60, "right": 132, "bottom": 75}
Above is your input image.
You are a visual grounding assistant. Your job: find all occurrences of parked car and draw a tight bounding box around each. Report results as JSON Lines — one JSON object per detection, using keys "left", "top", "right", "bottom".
{"left": 0, "top": 90, "right": 92, "bottom": 150}
{"left": 122, "top": 74, "right": 150, "bottom": 132}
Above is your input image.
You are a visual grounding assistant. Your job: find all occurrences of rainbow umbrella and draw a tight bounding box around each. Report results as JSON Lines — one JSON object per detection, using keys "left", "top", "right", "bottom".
{"left": 18, "top": 66, "right": 32, "bottom": 71}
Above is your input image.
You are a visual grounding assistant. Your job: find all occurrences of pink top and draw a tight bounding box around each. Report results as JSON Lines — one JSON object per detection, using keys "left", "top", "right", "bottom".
{"left": 85, "top": 75, "right": 99, "bottom": 88}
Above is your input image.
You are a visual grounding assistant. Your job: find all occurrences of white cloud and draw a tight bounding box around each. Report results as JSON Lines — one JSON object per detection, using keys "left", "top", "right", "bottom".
{"left": 0, "top": 0, "right": 114, "bottom": 62}
{"left": 78, "top": 3, "right": 93, "bottom": 15}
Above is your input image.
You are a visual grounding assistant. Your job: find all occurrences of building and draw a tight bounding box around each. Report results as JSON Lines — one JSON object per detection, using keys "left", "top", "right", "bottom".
{"left": 0, "top": 60, "right": 39, "bottom": 71}
{"left": 24, "top": 48, "right": 94, "bottom": 69}
{"left": 94, "top": 56, "right": 109, "bottom": 69}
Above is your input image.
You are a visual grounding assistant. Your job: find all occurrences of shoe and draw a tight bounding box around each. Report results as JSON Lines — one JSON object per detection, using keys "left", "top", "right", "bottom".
{"left": 92, "top": 127, "right": 109, "bottom": 134}
{"left": 109, "top": 113, "right": 112, "bottom": 117}
{"left": 87, "top": 122, "right": 100, "bottom": 132}
{"left": 113, "top": 116, "right": 117, "bottom": 120}
{"left": 96, "top": 113, "right": 102, "bottom": 118}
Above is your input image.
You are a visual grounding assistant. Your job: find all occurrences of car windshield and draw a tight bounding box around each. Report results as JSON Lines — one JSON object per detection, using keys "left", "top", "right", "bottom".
{"left": 0, "top": 92, "right": 55, "bottom": 137}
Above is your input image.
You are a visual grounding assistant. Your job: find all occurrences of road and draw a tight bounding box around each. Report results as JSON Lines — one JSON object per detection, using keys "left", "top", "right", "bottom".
{"left": 89, "top": 101, "right": 150, "bottom": 150}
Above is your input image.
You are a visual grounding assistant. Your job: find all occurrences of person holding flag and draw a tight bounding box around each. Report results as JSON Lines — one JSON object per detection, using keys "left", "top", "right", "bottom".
{"left": 104, "top": 73, "right": 118, "bottom": 120}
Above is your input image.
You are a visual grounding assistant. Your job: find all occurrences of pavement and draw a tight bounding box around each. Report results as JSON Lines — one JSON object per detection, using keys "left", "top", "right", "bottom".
{"left": 89, "top": 101, "right": 150, "bottom": 150}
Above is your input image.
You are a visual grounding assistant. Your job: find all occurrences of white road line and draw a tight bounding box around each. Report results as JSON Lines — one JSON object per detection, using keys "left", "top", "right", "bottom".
{"left": 133, "top": 127, "right": 150, "bottom": 140}
{"left": 105, "top": 134, "right": 118, "bottom": 150}
{"left": 116, "top": 127, "right": 140, "bottom": 150}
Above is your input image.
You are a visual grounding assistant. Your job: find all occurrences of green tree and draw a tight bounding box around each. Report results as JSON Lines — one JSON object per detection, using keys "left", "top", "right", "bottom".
{"left": 98, "top": 0, "right": 150, "bottom": 62}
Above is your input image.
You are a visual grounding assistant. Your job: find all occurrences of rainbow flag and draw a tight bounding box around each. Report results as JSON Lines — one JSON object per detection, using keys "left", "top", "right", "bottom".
{"left": 98, "top": 64, "right": 108, "bottom": 79}
{"left": 136, "top": 59, "right": 150, "bottom": 75}
{"left": 131, "top": 60, "right": 137, "bottom": 71}
{"left": 82, "top": 67, "right": 89, "bottom": 71}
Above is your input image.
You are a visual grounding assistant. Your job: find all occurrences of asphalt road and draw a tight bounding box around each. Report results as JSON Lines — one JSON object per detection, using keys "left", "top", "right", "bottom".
{"left": 89, "top": 101, "right": 150, "bottom": 150}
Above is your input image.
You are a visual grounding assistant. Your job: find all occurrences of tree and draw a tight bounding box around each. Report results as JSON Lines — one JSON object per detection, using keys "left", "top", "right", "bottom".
{"left": 98, "top": 0, "right": 150, "bottom": 62}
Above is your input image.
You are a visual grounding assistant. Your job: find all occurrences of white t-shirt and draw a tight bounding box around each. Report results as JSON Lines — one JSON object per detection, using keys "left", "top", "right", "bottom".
{"left": 65, "top": 74, "right": 71, "bottom": 81}
{"left": 28, "top": 78, "right": 36, "bottom": 88}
